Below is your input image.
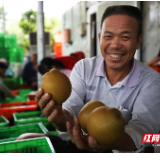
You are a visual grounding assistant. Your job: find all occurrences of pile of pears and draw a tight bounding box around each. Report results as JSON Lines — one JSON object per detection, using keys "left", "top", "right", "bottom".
{"left": 78, "top": 100, "right": 125, "bottom": 146}
{"left": 40, "top": 69, "right": 125, "bottom": 146}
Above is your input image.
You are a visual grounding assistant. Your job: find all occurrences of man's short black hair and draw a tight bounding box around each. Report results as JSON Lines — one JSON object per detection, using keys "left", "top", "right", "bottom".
{"left": 0, "top": 62, "right": 8, "bottom": 69}
{"left": 101, "top": 5, "right": 142, "bottom": 37}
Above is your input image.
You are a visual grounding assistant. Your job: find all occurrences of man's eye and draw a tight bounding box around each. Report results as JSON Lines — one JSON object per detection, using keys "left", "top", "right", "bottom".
{"left": 104, "top": 36, "right": 111, "bottom": 39}
{"left": 122, "top": 36, "right": 129, "bottom": 40}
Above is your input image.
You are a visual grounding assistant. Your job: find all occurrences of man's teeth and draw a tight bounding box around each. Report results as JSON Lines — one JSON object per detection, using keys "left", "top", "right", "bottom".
{"left": 109, "top": 54, "right": 123, "bottom": 59}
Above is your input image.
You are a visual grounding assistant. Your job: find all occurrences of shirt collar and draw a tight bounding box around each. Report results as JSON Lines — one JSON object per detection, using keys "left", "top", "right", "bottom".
{"left": 96, "top": 58, "right": 140, "bottom": 87}
{"left": 96, "top": 58, "right": 106, "bottom": 77}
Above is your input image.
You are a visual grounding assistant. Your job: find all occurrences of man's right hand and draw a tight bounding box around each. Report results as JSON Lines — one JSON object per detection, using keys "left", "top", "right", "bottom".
{"left": 35, "top": 88, "right": 66, "bottom": 131}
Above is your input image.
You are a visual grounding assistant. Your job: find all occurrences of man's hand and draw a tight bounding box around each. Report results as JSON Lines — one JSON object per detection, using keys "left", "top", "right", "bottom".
{"left": 35, "top": 88, "right": 66, "bottom": 131}
{"left": 66, "top": 116, "right": 137, "bottom": 152}
{"left": 66, "top": 116, "right": 109, "bottom": 153}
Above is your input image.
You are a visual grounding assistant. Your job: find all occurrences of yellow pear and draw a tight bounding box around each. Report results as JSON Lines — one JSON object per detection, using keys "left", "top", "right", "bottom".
{"left": 78, "top": 100, "right": 105, "bottom": 133}
{"left": 87, "top": 106, "right": 125, "bottom": 146}
{"left": 40, "top": 68, "right": 72, "bottom": 105}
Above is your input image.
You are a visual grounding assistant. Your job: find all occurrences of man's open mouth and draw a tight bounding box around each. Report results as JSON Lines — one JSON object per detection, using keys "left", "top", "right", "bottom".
{"left": 109, "top": 53, "right": 125, "bottom": 59}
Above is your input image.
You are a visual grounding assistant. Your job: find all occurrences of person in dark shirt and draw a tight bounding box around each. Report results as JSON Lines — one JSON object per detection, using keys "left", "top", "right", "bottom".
{"left": 0, "top": 62, "right": 15, "bottom": 100}
{"left": 22, "top": 53, "right": 38, "bottom": 90}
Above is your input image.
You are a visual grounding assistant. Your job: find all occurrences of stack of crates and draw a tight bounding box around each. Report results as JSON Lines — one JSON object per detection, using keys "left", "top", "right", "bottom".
{"left": 13, "top": 111, "right": 57, "bottom": 133}
{"left": 0, "top": 33, "right": 23, "bottom": 63}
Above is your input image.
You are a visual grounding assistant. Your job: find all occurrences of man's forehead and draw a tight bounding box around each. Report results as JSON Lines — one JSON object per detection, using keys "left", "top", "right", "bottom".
{"left": 101, "top": 15, "right": 138, "bottom": 33}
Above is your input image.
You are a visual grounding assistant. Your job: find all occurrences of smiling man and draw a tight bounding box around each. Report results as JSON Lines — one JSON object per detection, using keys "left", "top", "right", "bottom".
{"left": 22, "top": 5, "right": 160, "bottom": 153}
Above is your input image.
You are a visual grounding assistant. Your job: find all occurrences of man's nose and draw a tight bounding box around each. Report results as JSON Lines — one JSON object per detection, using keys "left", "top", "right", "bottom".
{"left": 110, "top": 37, "right": 121, "bottom": 49}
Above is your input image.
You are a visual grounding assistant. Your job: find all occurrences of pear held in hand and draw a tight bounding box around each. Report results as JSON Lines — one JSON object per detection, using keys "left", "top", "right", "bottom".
{"left": 87, "top": 106, "right": 125, "bottom": 146}
{"left": 40, "top": 68, "right": 72, "bottom": 105}
{"left": 78, "top": 100, "right": 105, "bottom": 133}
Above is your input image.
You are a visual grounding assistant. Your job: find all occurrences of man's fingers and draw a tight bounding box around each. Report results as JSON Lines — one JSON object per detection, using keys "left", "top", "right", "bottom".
{"left": 41, "top": 100, "right": 54, "bottom": 117}
{"left": 72, "top": 116, "right": 88, "bottom": 150}
{"left": 66, "top": 121, "right": 75, "bottom": 143}
{"left": 88, "top": 135, "right": 108, "bottom": 153}
{"left": 74, "top": 116, "right": 81, "bottom": 129}
{"left": 35, "top": 88, "right": 44, "bottom": 102}
{"left": 47, "top": 108, "right": 63, "bottom": 123}
{"left": 38, "top": 93, "right": 52, "bottom": 110}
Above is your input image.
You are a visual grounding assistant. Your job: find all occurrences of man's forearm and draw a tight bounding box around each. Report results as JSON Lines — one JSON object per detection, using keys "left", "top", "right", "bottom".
{"left": 1, "top": 83, "right": 15, "bottom": 98}
{"left": 111, "top": 133, "right": 136, "bottom": 152}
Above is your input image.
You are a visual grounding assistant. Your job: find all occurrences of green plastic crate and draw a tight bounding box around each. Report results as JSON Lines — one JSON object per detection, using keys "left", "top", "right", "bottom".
{"left": 0, "top": 95, "right": 28, "bottom": 103}
{"left": 4, "top": 34, "right": 17, "bottom": 48}
{"left": 18, "top": 88, "right": 32, "bottom": 97}
{"left": 0, "top": 138, "right": 16, "bottom": 144}
{"left": 48, "top": 131, "right": 58, "bottom": 136}
{"left": 2, "top": 77, "right": 23, "bottom": 90}
{"left": 13, "top": 111, "right": 56, "bottom": 131}
{"left": 0, "top": 116, "right": 9, "bottom": 128}
{"left": 0, "top": 123, "right": 48, "bottom": 143}
{"left": 8, "top": 47, "right": 23, "bottom": 63}
{"left": 0, "top": 137, "right": 55, "bottom": 153}
{"left": 0, "top": 34, "right": 5, "bottom": 48}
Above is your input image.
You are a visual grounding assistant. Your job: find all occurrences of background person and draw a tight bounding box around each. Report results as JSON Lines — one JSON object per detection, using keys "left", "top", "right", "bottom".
{"left": 70, "top": 51, "right": 85, "bottom": 61}
{"left": 145, "top": 56, "right": 160, "bottom": 66}
{"left": 0, "top": 58, "right": 14, "bottom": 77}
{"left": 0, "top": 62, "right": 15, "bottom": 100}
{"left": 38, "top": 57, "right": 71, "bottom": 78}
{"left": 22, "top": 53, "right": 38, "bottom": 90}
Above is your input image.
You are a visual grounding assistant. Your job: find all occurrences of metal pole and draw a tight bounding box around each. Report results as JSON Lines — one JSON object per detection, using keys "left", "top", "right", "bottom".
{"left": 2, "top": 1, "right": 5, "bottom": 33}
{"left": 37, "top": 1, "right": 45, "bottom": 88}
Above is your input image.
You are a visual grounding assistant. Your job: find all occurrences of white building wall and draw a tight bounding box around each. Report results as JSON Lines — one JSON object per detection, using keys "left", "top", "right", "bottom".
{"left": 141, "top": 1, "right": 160, "bottom": 62}
{"left": 62, "top": 1, "right": 99, "bottom": 57}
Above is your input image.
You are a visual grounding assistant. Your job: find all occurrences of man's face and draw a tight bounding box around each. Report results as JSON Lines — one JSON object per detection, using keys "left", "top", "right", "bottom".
{"left": 0, "top": 68, "right": 6, "bottom": 77}
{"left": 98, "top": 15, "right": 142, "bottom": 71}
{"left": 31, "top": 55, "right": 37, "bottom": 63}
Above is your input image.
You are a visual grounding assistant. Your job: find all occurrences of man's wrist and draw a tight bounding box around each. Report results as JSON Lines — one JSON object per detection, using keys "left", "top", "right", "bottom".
{"left": 110, "top": 132, "right": 136, "bottom": 152}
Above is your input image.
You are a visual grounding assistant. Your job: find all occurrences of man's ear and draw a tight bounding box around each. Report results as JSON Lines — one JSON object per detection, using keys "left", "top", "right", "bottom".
{"left": 98, "top": 32, "right": 101, "bottom": 42}
{"left": 136, "top": 34, "right": 143, "bottom": 49}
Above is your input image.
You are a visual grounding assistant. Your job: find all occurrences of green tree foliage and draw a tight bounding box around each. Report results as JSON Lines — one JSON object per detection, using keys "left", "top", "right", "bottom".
{"left": 18, "top": 9, "right": 61, "bottom": 53}
{"left": 19, "top": 9, "right": 37, "bottom": 34}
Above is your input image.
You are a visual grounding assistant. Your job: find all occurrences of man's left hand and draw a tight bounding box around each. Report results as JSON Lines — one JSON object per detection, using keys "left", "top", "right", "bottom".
{"left": 66, "top": 116, "right": 109, "bottom": 153}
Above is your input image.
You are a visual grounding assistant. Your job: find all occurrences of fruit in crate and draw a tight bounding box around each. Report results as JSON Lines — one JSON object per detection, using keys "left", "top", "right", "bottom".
{"left": 40, "top": 68, "right": 72, "bottom": 105}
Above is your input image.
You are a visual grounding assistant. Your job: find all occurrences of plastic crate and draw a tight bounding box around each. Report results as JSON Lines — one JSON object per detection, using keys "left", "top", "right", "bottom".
{"left": 0, "top": 116, "right": 9, "bottom": 128}
{"left": 0, "top": 138, "right": 16, "bottom": 144}
{"left": 8, "top": 47, "right": 23, "bottom": 63}
{"left": 0, "top": 123, "right": 48, "bottom": 143}
{"left": 0, "top": 137, "right": 55, "bottom": 153}
{"left": 2, "top": 77, "right": 23, "bottom": 90}
{"left": 18, "top": 88, "right": 32, "bottom": 96}
{"left": 0, "top": 101, "right": 38, "bottom": 119}
{"left": 13, "top": 111, "right": 56, "bottom": 131}
{"left": 5, "top": 90, "right": 19, "bottom": 97}
{"left": 17, "top": 84, "right": 31, "bottom": 89}
{"left": 0, "top": 34, "right": 5, "bottom": 48}
{"left": 0, "top": 95, "right": 28, "bottom": 104}
{"left": 28, "top": 91, "right": 36, "bottom": 100}
{"left": 48, "top": 131, "right": 58, "bottom": 136}
{"left": 4, "top": 34, "right": 17, "bottom": 48}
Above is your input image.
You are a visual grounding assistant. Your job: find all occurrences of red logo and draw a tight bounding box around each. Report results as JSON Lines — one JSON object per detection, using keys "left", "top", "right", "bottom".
{"left": 142, "top": 134, "right": 160, "bottom": 143}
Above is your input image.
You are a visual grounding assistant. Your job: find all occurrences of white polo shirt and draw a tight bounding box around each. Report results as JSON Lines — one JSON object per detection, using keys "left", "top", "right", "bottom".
{"left": 62, "top": 55, "right": 160, "bottom": 152}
